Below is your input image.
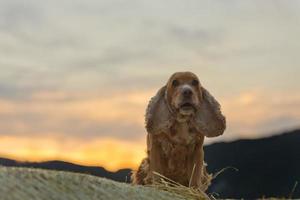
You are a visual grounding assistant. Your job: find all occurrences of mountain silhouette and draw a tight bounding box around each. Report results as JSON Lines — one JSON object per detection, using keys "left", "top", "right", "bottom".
{"left": 1, "top": 129, "right": 299, "bottom": 198}
{"left": 205, "top": 129, "right": 300, "bottom": 198}
{"left": 0, "top": 158, "right": 131, "bottom": 183}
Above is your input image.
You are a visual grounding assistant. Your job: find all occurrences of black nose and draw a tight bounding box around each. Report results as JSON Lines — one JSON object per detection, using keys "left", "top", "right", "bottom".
{"left": 182, "top": 88, "right": 193, "bottom": 97}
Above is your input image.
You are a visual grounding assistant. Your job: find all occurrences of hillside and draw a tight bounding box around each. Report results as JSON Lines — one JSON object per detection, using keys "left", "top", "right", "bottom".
{"left": 205, "top": 129, "right": 300, "bottom": 198}
{"left": 0, "top": 158, "right": 131, "bottom": 183}
{"left": 0, "top": 166, "right": 185, "bottom": 200}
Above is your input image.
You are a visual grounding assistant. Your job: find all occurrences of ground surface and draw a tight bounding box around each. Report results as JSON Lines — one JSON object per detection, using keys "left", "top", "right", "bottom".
{"left": 0, "top": 166, "right": 185, "bottom": 200}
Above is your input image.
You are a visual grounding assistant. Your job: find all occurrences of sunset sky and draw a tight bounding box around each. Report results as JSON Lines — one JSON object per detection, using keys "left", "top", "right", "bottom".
{"left": 0, "top": 0, "right": 300, "bottom": 171}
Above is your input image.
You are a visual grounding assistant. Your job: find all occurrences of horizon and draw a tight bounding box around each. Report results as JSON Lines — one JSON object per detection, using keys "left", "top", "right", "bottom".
{"left": 1, "top": 127, "right": 299, "bottom": 171}
{"left": 1, "top": 0, "right": 300, "bottom": 171}
{"left": 1, "top": 127, "right": 299, "bottom": 172}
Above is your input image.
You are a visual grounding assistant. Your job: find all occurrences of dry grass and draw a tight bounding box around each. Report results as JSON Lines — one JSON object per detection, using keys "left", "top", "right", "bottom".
{"left": 150, "top": 172, "right": 211, "bottom": 200}
{"left": 149, "top": 167, "right": 238, "bottom": 200}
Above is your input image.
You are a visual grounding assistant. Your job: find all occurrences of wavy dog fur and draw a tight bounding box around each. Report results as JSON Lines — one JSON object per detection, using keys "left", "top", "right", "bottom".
{"left": 132, "top": 72, "right": 226, "bottom": 189}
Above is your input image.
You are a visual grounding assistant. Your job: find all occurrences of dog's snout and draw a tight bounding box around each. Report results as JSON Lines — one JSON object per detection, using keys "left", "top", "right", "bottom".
{"left": 182, "top": 88, "right": 193, "bottom": 97}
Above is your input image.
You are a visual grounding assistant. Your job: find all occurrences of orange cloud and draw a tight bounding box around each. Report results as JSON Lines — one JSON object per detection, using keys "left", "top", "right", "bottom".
{"left": 218, "top": 89, "right": 300, "bottom": 140}
{"left": 0, "top": 90, "right": 156, "bottom": 125}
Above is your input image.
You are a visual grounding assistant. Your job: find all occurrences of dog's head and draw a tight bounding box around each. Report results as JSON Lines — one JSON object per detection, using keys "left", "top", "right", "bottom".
{"left": 166, "top": 72, "right": 202, "bottom": 117}
{"left": 145, "top": 71, "right": 226, "bottom": 137}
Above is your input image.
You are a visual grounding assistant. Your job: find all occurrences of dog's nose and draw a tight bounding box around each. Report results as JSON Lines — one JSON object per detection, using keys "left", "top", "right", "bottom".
{"left": 182, "top": 88, "right": 193, "bottom": 97}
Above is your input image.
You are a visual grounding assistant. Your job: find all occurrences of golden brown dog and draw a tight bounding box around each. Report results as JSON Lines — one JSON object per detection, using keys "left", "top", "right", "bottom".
{"left": 132, "top": 71, "right": 226, "bottom": 189}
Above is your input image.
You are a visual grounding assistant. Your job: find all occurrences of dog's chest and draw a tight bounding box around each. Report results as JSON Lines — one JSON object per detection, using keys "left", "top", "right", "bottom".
{"left": 158, "top": 122, "right": 200, "bottom": 182}
{"left": 159, "top": 122, "right": 199, "bottom": 158}
{"left": 170, "top": 122, "right": 197, "bottom": 145}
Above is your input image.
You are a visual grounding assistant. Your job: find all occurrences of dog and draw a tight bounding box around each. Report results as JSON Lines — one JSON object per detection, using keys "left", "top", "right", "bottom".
{"left": 131, "top": 71, "right": 226, "bottom": 189}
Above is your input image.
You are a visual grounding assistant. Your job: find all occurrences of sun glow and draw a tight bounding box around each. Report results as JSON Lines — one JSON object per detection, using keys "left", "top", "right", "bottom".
{"left": 0, "top": 135, "right": 146, "bottom": 171}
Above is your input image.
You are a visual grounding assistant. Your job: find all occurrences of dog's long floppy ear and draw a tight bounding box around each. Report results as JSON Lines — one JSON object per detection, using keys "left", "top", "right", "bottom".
{"left": 194, "top": 87, "right": 226, "bottom": 137}
{"left": 145, "top": 86, "right": 174, "bottom": 135}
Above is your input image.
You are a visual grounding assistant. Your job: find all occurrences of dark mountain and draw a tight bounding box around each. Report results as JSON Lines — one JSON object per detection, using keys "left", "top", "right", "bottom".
{"left": 0, "top": 129, "right": 299, "bottom": 198}
{"left": 204, "top": 129, "right": 300, "bottom": 199}
{"left": 0, "top": 158, "right": 131, "bottom": 183}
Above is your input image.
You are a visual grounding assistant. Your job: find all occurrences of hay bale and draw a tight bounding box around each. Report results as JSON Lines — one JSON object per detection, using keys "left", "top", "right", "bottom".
{"left": 0, "top": 166, "right": 184, "bottom": 200}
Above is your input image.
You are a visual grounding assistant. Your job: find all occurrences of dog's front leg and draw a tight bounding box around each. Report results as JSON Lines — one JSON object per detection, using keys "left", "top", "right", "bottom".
{"left": 187, "top": 142, "right": 204, "bottom": 188}
{"left": 146, "top": 133, "right": 166, "bottom": 183}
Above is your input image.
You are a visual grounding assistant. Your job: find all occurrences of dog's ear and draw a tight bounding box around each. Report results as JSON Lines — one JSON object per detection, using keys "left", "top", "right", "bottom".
{"left": 145, "top": 86, "right": 174, "bottom": 134}
{"left": 194, "top": 87, "right": 226, "bottom": 137}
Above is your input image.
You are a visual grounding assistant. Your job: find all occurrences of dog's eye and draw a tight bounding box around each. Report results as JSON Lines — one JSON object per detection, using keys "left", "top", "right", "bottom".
{"left": 172, "top": 80, "right": 179, "bottom": 87}
{"left": 192, "top": 79, "right": 199, "bottom": 86}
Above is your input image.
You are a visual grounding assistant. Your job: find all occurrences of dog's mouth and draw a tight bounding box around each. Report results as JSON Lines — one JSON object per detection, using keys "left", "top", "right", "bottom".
{"left": 179, "top": 102, "right": 195, "bottom": 110}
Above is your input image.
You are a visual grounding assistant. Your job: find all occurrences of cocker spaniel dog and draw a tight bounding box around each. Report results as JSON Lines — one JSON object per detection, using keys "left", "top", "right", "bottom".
{"left": 132, "top": 71, "right": 226, "bottom": 189}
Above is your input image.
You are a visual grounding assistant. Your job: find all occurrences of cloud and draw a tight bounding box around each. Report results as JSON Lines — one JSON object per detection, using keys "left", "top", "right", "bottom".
{"left": 206, "top": 89, "right": 300, "bottom": 144}
{"left": 0, "top": 1, "right": 44, "bottom": 30}
{"left": 1, "top": 87, "right": 300, "bottom": 143}
{"left": 0, "top": 90, "right": 155, "bottom": 141}
{"left": 1, "top": 0, "right": 299, "bottom": 97}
